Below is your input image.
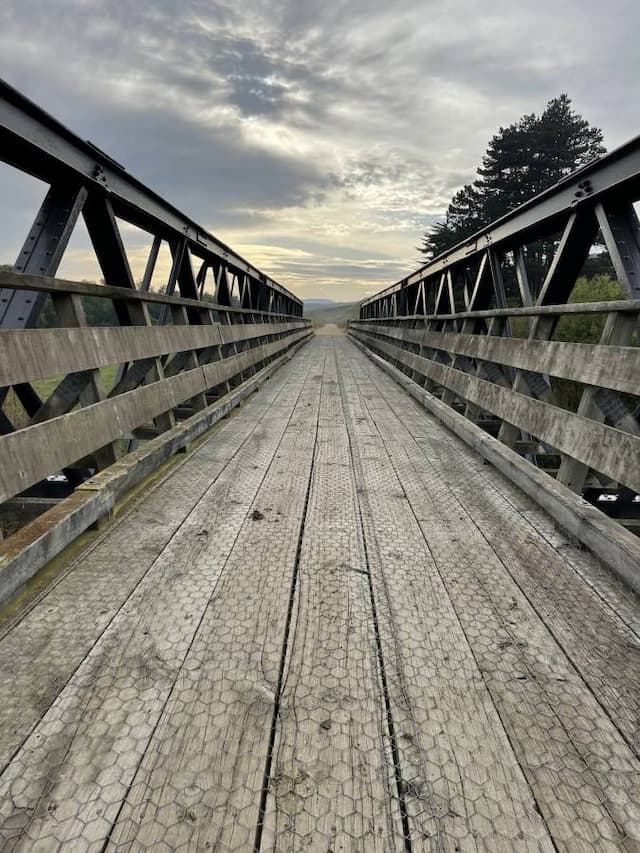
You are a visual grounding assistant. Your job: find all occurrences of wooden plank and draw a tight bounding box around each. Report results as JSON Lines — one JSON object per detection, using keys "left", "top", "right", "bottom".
{"left": 555, "top": 310, "right": 637, "bottom": 492}
{"left": 360, "top": 329, "right": 640, "bottom": 626}
{"left": 407, "top": 415, "right": 640, "bottom": 756}
{"left": 354, "top": 343, "right": 640, "bottom": 642}
{"left": 0, "top": 322, "right": 306, "bottom": 386}
{"left": 351, "top": 329, "right": 640, "bottom": 493}
{"left": 0, "top": 337, "right": 310, "bottom": 608}
{"left": 0, "top": 351, "right": 310, "bottom": 772}
{"left": 0, "top": 346, "right": 316, "bottom": 848}
{"left": 359, "top": 322, "right": 640, "bottom": 396}
{"left": 46, "top": 290, "right": 120, "bottom": 468}
{"left": 336, "top": 340, "right": 555, "bottom": 851}
{"left": 0, "top": 329, "right": 311, "bottom": 503}
{"left": 447, "top": 439, "right": 640, "bottom": 641}
{"left": 260, "top": 340, "right": 400, "bottom": 852}
{"left": 352, "top": 298, "right": 640, "bottom": 325}
{"left": 368, "top": 334, "right": 640, "bottom": 634}
{"left": 349, "top": 338, "right": 640, "bottom": 849}
{"left": 219, "top": 322, "right": 305, "bottom": 345}
{"left": 107, "top": 352, "right": 322, "bottom": 851}
{"left": 0, "top": 269, "right": 305, "bottom": 320}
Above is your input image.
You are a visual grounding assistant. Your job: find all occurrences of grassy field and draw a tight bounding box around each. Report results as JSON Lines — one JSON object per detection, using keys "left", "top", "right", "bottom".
{"left": 304, "top": 301, "right": 359, "bottom": 328}
{"left": 4, "top": 365, "right": 119, "bottom": 429}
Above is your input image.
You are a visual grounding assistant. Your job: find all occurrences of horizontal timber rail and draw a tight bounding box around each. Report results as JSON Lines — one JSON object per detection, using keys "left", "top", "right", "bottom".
{"left": 351, "top": 139, "right": 640, "bottom": 578}
{"left": 0, "top": 273, "right": 311, "bottom": 506}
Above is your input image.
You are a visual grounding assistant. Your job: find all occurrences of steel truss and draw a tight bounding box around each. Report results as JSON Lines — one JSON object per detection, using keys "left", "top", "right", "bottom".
{"left": 0, "top": 81, "right": 309, "bottom": 513}
{"left": 0, "top": 78, "right": 302, "bottom": 331}
{"left": 353, "top": 138, "right": 640, "bottom": 510}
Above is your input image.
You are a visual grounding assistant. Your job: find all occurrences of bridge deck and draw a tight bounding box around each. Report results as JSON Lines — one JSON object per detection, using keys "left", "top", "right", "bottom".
{"left": 1, "top": 333, "right": 639, "bottom": 852}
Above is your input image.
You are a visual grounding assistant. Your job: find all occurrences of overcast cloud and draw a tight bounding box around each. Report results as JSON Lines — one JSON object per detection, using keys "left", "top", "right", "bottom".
{"left": 0, "top": 0, "right": 638, "bottom": 300}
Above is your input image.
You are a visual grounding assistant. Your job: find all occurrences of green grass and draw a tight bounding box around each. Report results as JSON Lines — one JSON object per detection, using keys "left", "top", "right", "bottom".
{"left": 31, "top": 364, "right": 119, "bottom": 399}
{"left": 5, "top": 365, "right": 119, "bottom": 429}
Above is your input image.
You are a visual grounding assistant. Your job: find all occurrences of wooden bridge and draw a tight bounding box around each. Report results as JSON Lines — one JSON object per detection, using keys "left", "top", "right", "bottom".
{"left": 0, "top": 82, "right": 639, "bottom": 851}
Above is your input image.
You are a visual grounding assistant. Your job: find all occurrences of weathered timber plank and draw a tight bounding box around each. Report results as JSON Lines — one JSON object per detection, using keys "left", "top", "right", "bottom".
{"left": 0, "top": 347, "right": 316, "bottom": 849}
{"left": 366, "top": 330, "right": 640, "bottom": 624}
{"left": 0, "top": 322, "right": 307, "bottom": 385}
{"left": 260, "top": 341, "right": 400, "bottom": 852}
{"left": 360, "top": 334, "right": 640, "bottom": 649}
{"left": 0, "top": 268, "right": 304, "bottom": 319}
{"left": 386, "top": 367, "right": 640, "bottom": 739}
{"left": 350, "top": 338, "right": 640, "bottom": 850}
{"left": 219, "top": 323, "right": 304, "bottom": 345}
{"left": 402, "top": 410, "right": 640, "bottom": 757}
{"left": 408, "top": 402, "right": 640, "bottom": 638}
{"left": 359, "top": 343, "right": 640, "bottom": 641}
{"left": 0, "top": 350, "right": 311, "bottom": 773}
{"left": 351, "top": 329, "right": 640, "bottom": 493}
{"left": 504, "top": 501, "right": 640, "bottom": 638}
{"left": 353, "top": 322, "right": 640, "bottom": 396}
{"left": 353, "top": 299, "right": 640, "bottom": 322}
{"left": 0, "top": 329, "right": 311, "bottom": 503}
{"left": 107, "top": 354, "right": 322, "bottom": 851}
{"left": 336, "top": 340, "right": 555, "bottom": 852}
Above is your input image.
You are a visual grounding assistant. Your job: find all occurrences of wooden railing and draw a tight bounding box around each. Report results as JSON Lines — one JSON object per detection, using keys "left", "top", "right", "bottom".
{"left": 0, "top": 269, "right": 311, "bottom": 604}
{"left": 350, "top": 298, "right": 640, "bottom": 496}
{"left": 0, "top": 270, "right": 311, "bottom": 507}
{"left": 349, "top": 301, "right": 640, "bottom": 587}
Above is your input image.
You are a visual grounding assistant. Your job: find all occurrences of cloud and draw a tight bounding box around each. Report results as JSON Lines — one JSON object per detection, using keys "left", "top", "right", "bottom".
{"left": 0, "top": 0, "right": 638, "bottom": 302}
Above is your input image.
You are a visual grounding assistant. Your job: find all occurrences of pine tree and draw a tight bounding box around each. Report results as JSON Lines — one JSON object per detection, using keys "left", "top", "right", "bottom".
{"left": 419, "top": 95, "right": 605, "bottom": 262}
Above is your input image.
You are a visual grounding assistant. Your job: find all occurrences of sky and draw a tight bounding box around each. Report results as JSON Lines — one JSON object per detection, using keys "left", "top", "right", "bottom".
{"left": 0, "top": 0, "right": 638, "bottom": 302}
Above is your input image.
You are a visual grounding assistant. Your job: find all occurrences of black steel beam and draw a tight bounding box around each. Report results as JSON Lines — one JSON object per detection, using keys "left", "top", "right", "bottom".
{"left": 0, "top": 78, "right": 302, "bottom": 315}
{"left": 362, "top": 134, "right": 640, "bottom": 311}
{"left": 0, "top": 183, "right": 87, "bottom": 328}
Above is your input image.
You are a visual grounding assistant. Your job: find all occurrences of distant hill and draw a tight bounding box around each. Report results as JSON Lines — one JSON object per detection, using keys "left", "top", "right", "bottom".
{"left": 304, "top": 301, "right": 359, "bottom": 329}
